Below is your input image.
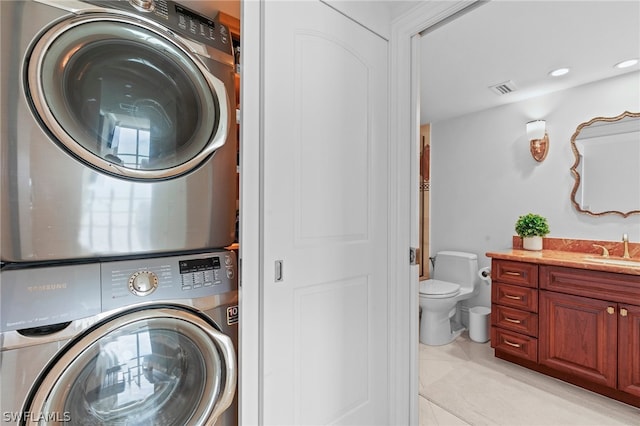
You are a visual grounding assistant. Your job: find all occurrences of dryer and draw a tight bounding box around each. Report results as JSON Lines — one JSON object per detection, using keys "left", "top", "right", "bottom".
{"left": 0, "top": 250, "right": 238, "bottom": 425}
{"left": 0, "top": 0, "right": 237, "bottom": 264}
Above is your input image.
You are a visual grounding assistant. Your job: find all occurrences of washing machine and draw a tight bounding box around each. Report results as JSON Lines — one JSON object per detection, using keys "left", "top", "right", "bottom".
{"left": 0, "top": 0, "right": 237, "bottom": 264}
{"left": 0, "top": 250, "right": 238, "bottom": 425}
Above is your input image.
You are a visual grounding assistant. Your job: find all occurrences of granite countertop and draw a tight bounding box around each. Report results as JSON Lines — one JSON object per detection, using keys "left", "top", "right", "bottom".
{"left": 486, "top": 248, "right": 640, "bottom": 276}
{"left": 487, "top": 236, "right": 640, "bottom": 276}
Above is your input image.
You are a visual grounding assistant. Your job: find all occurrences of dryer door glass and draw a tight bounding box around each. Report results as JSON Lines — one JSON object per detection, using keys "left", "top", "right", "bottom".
{"left": 24, "top": 308, "right": 236, "bottom": 424}
{"left": 27, "top": 17, "right": 230, "bottom": 180}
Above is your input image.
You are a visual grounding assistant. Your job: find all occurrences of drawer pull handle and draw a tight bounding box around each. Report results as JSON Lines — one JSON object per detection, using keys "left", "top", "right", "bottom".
{"left": 504, "top": 271, "right": 521, "bottom": 276}
{"left": 620, "top": 308, "right": 628, "bottom": 317}
{"left": 504, "top": 294, "right": 523, "bottom": 300}
{"left": 504, "top": 317, "right": 522, "bottom": 324}
{"left": 607, "top": 306, "right": 615, "bottom": 315}
{"left": 504, "top": 339, "right": 521, "bottom": 348}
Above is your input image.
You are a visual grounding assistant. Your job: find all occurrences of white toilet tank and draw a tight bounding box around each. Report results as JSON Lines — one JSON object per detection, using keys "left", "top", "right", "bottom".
{"left": 432, "top": 251, "right": 478, "bottom": 291}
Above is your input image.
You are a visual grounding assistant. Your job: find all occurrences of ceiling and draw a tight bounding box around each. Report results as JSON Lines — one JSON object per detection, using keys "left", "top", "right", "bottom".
{"left": 420, "top": 0, "right": 640, "bottom": 124}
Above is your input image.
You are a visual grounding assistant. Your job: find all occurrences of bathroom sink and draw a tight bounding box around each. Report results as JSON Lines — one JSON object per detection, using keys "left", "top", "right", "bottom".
{"left": 583, "top": 257, "right": 640, "bottom": 267}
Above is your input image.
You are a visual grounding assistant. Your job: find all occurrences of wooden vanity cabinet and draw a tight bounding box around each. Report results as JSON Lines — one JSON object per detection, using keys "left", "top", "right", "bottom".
{"left": 490, "top": 259, "right": 539, "bottom": 362}
{"left": 489, "top": 258, "right": 640, "bottom": 407}
{"left": 539, "top": 265, "right": 640, "bottom": 403}
{"left": 619, "top": 304, "right": 640, "bottom": 397}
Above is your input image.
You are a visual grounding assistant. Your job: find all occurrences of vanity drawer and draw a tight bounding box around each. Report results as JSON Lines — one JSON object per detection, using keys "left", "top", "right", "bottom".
{"left": 492, "top": 282, "right": 538, "bottom": 312}
{"left": 540, "top": 265, "right": 640, "bottom": 305}
{"left": 492, "top": 305, "right": 538, "bottom": 337}
{"left": 491, "top": 327, "right": 538, "bottom": 362}
{"left": 492, "top": 259, "right": 538, "bottom": 288}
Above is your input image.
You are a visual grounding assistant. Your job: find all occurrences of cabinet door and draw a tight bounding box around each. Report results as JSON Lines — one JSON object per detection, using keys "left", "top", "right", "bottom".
{"left": 539, "top": 291, "right": 617, "bottom": 388}
{"left": 619, "top": 304, "right": 640, "bottom": 397}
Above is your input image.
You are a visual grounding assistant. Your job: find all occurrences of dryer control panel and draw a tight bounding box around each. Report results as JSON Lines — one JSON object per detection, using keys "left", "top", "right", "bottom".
{"left": 82, "top": 0, "right": 233, "bottom": 56}
{"left": 101, "top": 250, "right": 237, "bottom": 312}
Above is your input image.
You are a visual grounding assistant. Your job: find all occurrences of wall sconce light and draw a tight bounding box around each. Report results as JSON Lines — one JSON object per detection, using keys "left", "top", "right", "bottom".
{"left": 526, "top": 120, "right": 549, "bottom": 162}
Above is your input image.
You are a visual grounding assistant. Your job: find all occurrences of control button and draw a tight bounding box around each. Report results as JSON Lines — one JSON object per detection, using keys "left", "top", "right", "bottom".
{"left": 178, "top": 15, "right": 187, "bottom": 30}
{"left": 182, "top": 285, "right": 192, "bottom": 290}
{"left": 128, "top": 271, "right": 159, "bottom": 296}
{"left": 226, "top": 269, "right": 235, "bottom": 279}
{"left": 193, "top": 283, "right": 203, "bottom": 289}
{"left": 128, "top": 0, "right": 155, "bottom": 12}
{"left": 224, "top": 255, "right": 233, "bottom": 266}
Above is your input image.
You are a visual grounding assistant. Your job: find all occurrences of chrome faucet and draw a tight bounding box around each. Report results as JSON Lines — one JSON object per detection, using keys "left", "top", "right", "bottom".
{"left": 623, "top": 233, "right": 630, "bottom": 259}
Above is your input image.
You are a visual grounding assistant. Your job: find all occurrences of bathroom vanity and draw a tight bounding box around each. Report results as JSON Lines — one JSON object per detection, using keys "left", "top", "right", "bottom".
{"left": 487, "top": 238, "right": 640, "bottom": 408}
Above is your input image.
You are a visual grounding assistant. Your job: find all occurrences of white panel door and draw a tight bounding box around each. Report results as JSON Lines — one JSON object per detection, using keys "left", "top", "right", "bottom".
{"left": 262, "top": 1, "right": 390, "bottom": 424}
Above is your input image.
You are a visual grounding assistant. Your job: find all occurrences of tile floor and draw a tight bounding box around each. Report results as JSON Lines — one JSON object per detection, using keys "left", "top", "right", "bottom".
{"left": 419, "top": 333, "right": 640, "bottom": 425}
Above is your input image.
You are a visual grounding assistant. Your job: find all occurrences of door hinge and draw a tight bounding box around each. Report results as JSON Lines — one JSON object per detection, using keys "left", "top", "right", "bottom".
{"left": 410, "top": 247, "right": 421, "bottom": 266}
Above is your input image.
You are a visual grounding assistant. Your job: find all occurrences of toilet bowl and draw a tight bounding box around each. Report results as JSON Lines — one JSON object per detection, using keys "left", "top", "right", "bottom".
{"left": 419, "top": 251, "right": 479, "bottom": 346}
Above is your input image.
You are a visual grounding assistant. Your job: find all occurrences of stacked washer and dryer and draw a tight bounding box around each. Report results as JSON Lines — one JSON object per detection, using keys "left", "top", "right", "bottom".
{"left": 0, "top": 0, "right": 238, "bottom": 424}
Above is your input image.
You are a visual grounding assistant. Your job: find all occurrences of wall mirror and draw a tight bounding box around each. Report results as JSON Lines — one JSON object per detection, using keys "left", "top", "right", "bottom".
{"left": 570, "top": 111, "right": 640, "bottom": 217}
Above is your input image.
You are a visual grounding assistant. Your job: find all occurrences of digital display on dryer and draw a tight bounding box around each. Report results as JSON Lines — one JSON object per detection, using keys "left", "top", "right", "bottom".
{"left": 175, "top": 4, "right": 217, "bottom": 41}
{"left": 172, "top": 2, "right": 231, "bottom": 53}
{"left": 179, "top": 257, "right": 221, "bottom": 274}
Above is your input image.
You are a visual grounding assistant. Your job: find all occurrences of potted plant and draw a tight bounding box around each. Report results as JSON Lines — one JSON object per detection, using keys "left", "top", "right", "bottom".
{"left": 515, "top": 213, "right": 550, "bottom": 251}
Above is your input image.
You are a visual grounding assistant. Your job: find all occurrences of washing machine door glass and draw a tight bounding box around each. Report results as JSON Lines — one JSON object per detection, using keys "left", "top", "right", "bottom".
{"left": 27, "top": 15, "right": 230, "bottom": 180}
{"left": 24, "top": 307, "right": 236, "bottom": 425}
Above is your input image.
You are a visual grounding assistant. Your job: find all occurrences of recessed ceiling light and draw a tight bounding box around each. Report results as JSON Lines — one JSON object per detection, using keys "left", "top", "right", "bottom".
{"left": 549, "top": 68, "right": 570, "bottom": 77}
{"left": 615, "top": 59, "right": 639, "bottom": 69}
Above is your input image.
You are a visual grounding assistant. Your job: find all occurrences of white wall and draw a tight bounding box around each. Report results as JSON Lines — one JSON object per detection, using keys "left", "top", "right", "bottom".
{"left": 429, "top": 71, "right": 640, "bottom": 310}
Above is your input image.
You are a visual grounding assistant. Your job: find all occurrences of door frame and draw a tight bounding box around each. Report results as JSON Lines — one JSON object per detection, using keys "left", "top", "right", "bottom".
{"left": 240, "top": 1, "right": 483, "bottom": 425}
{"left": 389, "top": 2, "right": 482, "bottom": 423}
{"left": 238, "top": 1, "right": 262, "bottom": 424}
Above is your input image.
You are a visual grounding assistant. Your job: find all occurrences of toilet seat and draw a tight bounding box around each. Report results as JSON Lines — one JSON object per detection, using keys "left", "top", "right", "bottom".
{"left": 419, "top": 279, "right": 461, "bottom": 299}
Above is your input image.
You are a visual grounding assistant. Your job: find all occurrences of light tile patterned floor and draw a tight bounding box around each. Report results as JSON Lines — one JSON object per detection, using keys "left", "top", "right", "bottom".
{"left": 419, "top": 333, "right": 640, "bottom": 425}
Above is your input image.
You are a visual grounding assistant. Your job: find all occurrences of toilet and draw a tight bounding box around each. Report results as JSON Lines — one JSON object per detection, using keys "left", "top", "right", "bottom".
{"left": 419, "top": 251, "right": 479, "bottom": 346}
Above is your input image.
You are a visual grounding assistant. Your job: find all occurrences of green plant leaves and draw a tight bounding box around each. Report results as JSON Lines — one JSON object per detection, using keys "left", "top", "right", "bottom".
{"left": 515, "top": 213, "right": 550, "bottom": 237}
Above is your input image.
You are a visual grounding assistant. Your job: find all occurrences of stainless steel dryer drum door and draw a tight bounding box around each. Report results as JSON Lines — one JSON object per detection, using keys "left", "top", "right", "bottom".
{"left": 0, "top": 1, "right": 237, "bottom": 262}
{"left": 27, "top": 14, "right": 229, "bottom": 180}
{"left": 23, "top": 307, "right": 236, "bottom": 426}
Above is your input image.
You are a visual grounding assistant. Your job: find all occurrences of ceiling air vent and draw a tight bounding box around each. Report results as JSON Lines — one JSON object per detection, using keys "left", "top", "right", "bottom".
{"left": 489, "top": 80, "right": 517, "bottom": 95}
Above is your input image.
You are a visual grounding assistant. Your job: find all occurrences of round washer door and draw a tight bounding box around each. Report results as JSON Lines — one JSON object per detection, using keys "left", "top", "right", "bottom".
{"left": 26, "top": 13, "right": 229, "bottom": 180}
{"left": 23, "top": 307, "right": 236, "bottom": 426}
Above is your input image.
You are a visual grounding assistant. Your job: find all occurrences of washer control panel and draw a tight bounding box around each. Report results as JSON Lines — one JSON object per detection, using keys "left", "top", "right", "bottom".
{"left": 128, "top": 270, "right": 159, "bottom": 296}
{"left": 102, "top": 250, "right": 237, "bottom": 311}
